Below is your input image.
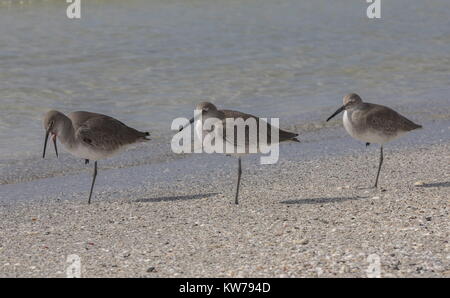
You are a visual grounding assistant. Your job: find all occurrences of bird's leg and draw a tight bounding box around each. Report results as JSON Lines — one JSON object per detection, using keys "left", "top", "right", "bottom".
{"left": 366, "top": 142, "right": 370, "bottom": 147}
{"left": 85, "top": 159, "right": 89, "bottom": 165}
{"left": 235, "top": 157, "right": 242, "bottom": 205}
{"left": 88, "top": 161, "right": 98, "bottom": 204}
{"left": 374, "top": 146, "right": 383, "bottom": 188}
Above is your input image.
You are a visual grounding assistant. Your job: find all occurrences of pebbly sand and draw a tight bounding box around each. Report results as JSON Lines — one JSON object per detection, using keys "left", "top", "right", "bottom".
{"left": 1, "top": 0, "right": 450, "bottom": 278}
{"left": 0, "top": 126, "right": 449, "bottom": 277}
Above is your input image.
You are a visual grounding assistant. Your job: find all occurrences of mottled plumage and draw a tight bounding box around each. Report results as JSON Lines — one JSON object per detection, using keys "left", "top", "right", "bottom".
{"left": 195, "top": 106, "right": 299, "bottom": 154}
{"left": 219, "top": 109, "right": 299, "bottom": 147}
{"left": 327, "top": 93, "right": 422, "bottom": 188}
{"left": 181, "top": 102, "right": 299, "bottom": 204}
{"left": 70, "top": 111, "right": 149, "bottom": 156}
{"left": 42, "top": 110, "right": 150, "bottom": 203}
{"left": 361, "top": 103, "right": 421, "bottom": 133}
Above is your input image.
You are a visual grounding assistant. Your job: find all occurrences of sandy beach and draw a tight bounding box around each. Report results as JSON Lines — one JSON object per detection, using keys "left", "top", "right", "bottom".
{"left": 1, "top": 0, "right": 449, "bottom": 279}
{"left": 1, "top": 135, "right": 448, "bottom": 277}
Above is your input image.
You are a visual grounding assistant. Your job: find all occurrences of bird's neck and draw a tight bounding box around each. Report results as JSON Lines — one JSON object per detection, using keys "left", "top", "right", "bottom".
{"left": 57, "top": 116, "right": 76, "bottom": 149}
{"left": 345, "top": 104, "right": 362, "bottom": 118}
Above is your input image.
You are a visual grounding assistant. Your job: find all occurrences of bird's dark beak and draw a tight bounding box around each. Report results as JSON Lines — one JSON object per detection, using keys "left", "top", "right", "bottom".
{"left": 43, "top": 129, "right": 50, "bottom": 158}
{"left": 52, "top": 134, "right": 59, "bottom": 158}
{"left": 326, "top": 105, "right": 345, "bottom": 122}
{"left": 43, "top": 129, "right": 58, "bottom": 158}
{"left": 179, "top": 116, "right": 195, "bottom": 132}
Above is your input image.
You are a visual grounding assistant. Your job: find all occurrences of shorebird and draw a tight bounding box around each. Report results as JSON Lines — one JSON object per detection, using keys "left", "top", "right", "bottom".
{"left": 42, "top": 110, "right": 150, "bottom": 204}
{"left": 180, "top": 102, "right": 299, "bottom": 204}
{"left": 326, "top": 93, "right": 422, "bottom": 188}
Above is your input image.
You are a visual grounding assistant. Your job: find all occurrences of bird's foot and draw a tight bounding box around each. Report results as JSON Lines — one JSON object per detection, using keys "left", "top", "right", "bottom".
{"left": 355, "top": 185, "right": 376, "bottom": 190}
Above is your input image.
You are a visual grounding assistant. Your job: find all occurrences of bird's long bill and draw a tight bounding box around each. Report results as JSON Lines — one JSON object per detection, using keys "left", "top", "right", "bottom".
{"left": 179, "top": 116, "right": 195, "bottom": 132}
{"left": 52, "top": 134, "right": 59, "bottom": 158}
{"left": 326, "top": 105, "right": 345, "bottom": 122}
{"left": 43, "top": 129, "right": 50, "bottom": 158}
{"left": 180, "top": 117, "right": 195, "bottom": 131}
{"left": 42, "top": 130, "right": 58, "bottom": 158}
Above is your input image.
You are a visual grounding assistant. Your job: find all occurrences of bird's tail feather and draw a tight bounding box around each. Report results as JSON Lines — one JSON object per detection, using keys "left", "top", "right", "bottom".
{"left": 280, "top": 131, "right": 300, "bottom": 143}
{"left": 141, "top": 131, "right": 151, "bottom": 141}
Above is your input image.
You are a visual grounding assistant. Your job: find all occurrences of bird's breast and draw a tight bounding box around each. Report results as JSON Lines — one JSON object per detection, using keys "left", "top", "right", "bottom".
{"left": 343, "top": 110, "right": 402, "bottom": 144}
{"left": 343, "top": 110, "right": 373, "bottom": 143}
{"left": 343, "top": 111, "right": 358, "bottom": 138}
{"left": 65, "top": 143, "right": 119, "bottom": 161}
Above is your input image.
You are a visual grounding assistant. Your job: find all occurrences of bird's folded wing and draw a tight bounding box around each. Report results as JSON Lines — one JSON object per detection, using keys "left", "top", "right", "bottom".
{"left": 75, "top": 116, "right": 144, "bottom": 150}
{"left": 365, "top": 105, "right": 420, "bottom": 133}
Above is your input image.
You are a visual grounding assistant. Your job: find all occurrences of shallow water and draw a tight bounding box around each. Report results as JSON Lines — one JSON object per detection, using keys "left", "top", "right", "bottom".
{"left": 0, "top": 0, "right": 449, "bottom": 203}
{"left": 1, "top": 0, "right": 449, "bottom": 159}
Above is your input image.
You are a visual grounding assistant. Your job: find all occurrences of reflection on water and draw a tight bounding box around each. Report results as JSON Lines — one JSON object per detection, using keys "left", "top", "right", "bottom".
{"left": 0, "top": 0, "right": 449, "bottom": 159}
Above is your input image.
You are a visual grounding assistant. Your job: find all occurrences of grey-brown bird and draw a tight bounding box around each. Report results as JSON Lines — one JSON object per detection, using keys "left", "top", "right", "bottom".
{"left": 180, "top": 102, "right": 299, "bottom": 204}
{"left": 326, "top": 93, "right": 422, "bottom": 188}
{"left": 42, "top": 110, "right": 150, "bottom": 204}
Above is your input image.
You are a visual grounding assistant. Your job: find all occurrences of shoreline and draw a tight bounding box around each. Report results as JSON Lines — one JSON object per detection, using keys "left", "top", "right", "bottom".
{"left": 1, "top": 114, "right": 449, "bottom": 204}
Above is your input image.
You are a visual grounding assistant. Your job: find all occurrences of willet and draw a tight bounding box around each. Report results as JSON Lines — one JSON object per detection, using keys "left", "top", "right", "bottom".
{"left": 42, "top": 110, "right": 150, "bottom": 204}
{"left": 180, "top": 102, "right": 299, "bottom": 204}
{"left": 326, "top": 93, "right": 422, "bottom": 188}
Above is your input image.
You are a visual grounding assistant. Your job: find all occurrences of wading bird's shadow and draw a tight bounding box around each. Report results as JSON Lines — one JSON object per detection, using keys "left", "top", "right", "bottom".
{"left": 135, "top": 192, "right": 219, "bottom": 203}
{"left": 280, "top": 196, "right": 366, "bottom": 205}
{"left": 415, "top": 181, "right": 450, "bottom": 188}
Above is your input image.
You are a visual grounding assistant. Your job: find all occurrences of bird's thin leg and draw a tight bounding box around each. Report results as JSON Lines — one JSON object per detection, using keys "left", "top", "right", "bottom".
{"left": 88, "top": 161, "right": 98, "bottom": 204}
{"left": 235, "top": 157, "right": 242, "bottom": 205}
{"left": 374, "top": 146, "right": 383, "bottom": 188}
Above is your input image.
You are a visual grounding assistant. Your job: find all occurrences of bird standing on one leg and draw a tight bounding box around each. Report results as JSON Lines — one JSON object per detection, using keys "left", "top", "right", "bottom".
{"left": 180, "top": 102, "right": 299, "bottom": 204}
{"left": 326, "top": 93, "right": 422, "bottom": 188}
{"left": 42, "top": 110, "right": 150, "bottom": 204}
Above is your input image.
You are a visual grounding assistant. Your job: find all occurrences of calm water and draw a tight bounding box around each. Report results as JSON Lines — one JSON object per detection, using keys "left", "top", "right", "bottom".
{"left": 0, "top": 0, "right": 449, "bottom": 160}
